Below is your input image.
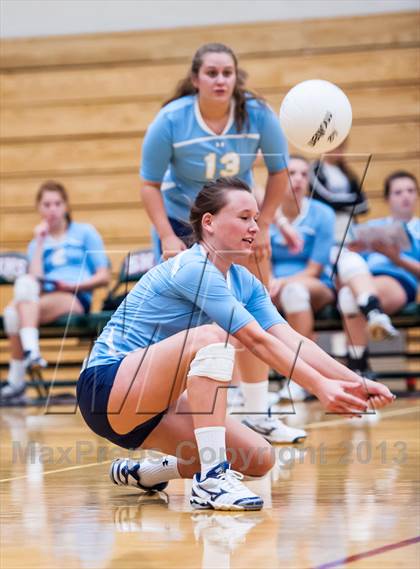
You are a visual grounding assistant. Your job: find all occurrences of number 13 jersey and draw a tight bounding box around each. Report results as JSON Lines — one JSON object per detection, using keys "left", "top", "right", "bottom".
{"left": 140, "top": 94, "right": 289, "bottom": 223}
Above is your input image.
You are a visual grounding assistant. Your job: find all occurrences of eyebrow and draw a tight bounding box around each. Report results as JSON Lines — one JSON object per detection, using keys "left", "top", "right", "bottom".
{"left": 204, "top": 65, "right": 235, "bottom": 69}
{"left": 238, "top": 209, "right": 259, "bottom": 215}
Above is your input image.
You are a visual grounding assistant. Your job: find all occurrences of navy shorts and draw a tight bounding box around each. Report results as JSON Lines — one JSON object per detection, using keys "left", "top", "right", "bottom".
{"left": 43, "top": 289, "right": 91, "bottom": 314}
{"left": 372, "top": 271, "right": 417, "bottom": 303}
{"left": 77, "top": 360, "right": 166, "bottom": 450}
{"left": 76, "top": 291, "right": 91, "bottom": 314}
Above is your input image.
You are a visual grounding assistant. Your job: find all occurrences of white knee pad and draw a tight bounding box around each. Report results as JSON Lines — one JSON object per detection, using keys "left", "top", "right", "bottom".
{"left": 14, "top": 275, "right": 40, "bottom": 303}
{"left": 338, "top": 286, "right": 359, "bottom": 316}
{"left": 3, "top": 305, "right": 20, "bottom": 335}
{"left": 336, "top": 251, "right": 369, "bottom": 284}
{"left": 188, "top": 343, "right": 235, "bottom": 382}
{"left": 280, "top": 282, "right": 310, "bottom": 314}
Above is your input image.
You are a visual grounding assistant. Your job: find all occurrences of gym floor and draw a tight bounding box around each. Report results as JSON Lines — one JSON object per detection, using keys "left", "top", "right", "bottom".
{"left": 1, "top": 397, "right": 419, "bottom": 569}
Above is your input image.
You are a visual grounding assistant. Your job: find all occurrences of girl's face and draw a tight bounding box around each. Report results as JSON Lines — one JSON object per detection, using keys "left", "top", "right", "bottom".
{"left": 286, "top": 158, "right": 310, "bottom": 202}
{"left": 387, "top": 177, "right": 418, "bottom": 218}
{"left": 37, "top": 190, "right": 68, "bottom": 227}
{"left": 192, "top": 52, "right": 237, "bottom": 105}
{"left": 202, "top": 190, "right": 259, "bottom": 258}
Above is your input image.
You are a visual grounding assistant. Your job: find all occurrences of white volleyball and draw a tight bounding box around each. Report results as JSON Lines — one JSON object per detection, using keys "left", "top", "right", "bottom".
{"left": 279, "top": 79, "right": 352, "bottom": 154}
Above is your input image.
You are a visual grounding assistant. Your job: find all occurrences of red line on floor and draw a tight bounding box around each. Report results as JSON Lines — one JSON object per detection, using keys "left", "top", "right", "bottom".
{"left": 309, "top": 535, "right": 420, "bottom": 569}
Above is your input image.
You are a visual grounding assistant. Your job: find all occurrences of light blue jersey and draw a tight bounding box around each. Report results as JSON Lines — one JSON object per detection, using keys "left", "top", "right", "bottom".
{"left": 88, "top": 244, "right": 285, "bottom": 367}
{"left": 140, "top": 95, "right": 289, "bottom": 223}
{"left": 27, "top": 222, "right": 109, "bottom": 303}
{"left": 270, "top": 198, "right": 336, "bottom": 287}
{"left": 362, "top": 216, "right": 420, "bottom": 298}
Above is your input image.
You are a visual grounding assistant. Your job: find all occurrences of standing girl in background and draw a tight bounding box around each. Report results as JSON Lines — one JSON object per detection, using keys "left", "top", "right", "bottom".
{"left": 140, "top": 42, "right": 300, "bottom": 262}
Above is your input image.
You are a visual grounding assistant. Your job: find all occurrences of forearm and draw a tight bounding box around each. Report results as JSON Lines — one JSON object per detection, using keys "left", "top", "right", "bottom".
{"left": 238, "top": 328, "right": 325, "bottom": 394}
{"left": 270, "top": 323, "right": 361, "bottom": 384}
{"left": 77, "top": 268, "right": 111, "bottom": 291}
{"left": 258, "top": 170, "right": 288, "bottom": 228}
{"left": 140, "top": 182, "right": 174, "bottom": 239}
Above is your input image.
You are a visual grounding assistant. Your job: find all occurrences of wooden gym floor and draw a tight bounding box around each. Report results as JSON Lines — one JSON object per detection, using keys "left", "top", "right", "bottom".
{"left": 0, "top": 397, "right": 419, "bottom": 569}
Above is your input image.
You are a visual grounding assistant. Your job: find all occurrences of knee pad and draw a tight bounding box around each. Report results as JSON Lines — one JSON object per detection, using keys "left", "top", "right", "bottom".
{"left": 337, "top": 251, "right": 369, "bottom": 284}
{"left": 14, "top": 275, "right": 40, "bottom": 303}
{"left": 3, "top": 305, "right": 20, "bottom": 335}
{"left": 338, "top": 286, "right": 359, "bottom": 316}
{"left": 280, "top": 282, "right": 310, "bottom": 314}
{"left": 188, "top": 343, "right": 235, "bottom": 382}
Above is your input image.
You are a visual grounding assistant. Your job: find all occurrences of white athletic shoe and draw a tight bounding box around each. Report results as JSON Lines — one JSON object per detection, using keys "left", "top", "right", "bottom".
{"left": 242, "top": 415, "right": 307, "bottom": 444}
{"left": 268, "top": 391, "right": 281, "bottom": 406}
{"left": 367, "top": 311, "right": 399, "bottom": 341}
{"left": 24, "top": 351, "right": 47, "bottom": 371}
{"left": 190, "top": 461, "right": 263, "bottom": 511}
{"left": 278, "top": 381, "right": 308, "bottom": 402}
{"left": 227, "top": 386, "right": 245, "bottom": 407}
{"left": 0, "top": 382, "right": 26, "bottom": 401}
{"left": 110, "top": 458, "right": 169, "bottom": 492}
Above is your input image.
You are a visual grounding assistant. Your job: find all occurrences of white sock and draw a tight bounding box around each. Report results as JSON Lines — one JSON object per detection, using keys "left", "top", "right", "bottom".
{"left": 7, "top": 359, "right": 26, "bottom": 387}
{"left": 356, "top": 292, "right": 371, "bottom": 306}
{"left": 19, "top": 327, "right": 40, "bottom": 357}
{"left": 348, "top": 345, "right": 366, "bottom": 359}
{"left": 241, "top": 380, "right": 269, "bottom": 420}
{"left": 194, "top": 426, "right": 226, "bottom": 479}
{"left": 139, "top": 455, "right": 181, "bottom": 486}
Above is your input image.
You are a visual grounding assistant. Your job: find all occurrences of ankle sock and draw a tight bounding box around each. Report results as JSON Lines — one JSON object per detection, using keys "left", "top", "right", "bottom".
{"left": 357, "top": 293, "right": 382, "bottom": 320}
{"left": 241, "top": 380, "right": 269, "bottom": 419}
{"left": 7, "top": 359, "right": 26, "bottom": 387}
{"left": 139, "top": 455, "right": 181, "bottom": 486}
{"left": 19, "top": 327, "right": 40, "bottom": 358}
{"left": 347, "top": 347, "right": 369, "bottom": 373}
{"left": 194, "top": 426, "right": 226, "bottom": 478}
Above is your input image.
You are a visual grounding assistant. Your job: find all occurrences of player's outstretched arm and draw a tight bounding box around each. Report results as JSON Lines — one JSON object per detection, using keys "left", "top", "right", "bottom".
{"left": 234, "top": 321, "right": 372, "bottom": 415}
{"left": 267, "top": 323, "right": 395, "bottom": 407}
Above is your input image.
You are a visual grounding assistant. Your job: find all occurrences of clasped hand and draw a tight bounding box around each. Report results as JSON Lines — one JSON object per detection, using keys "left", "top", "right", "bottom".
{"left": 317, "top": 377, "right": 395, "bottom": 415}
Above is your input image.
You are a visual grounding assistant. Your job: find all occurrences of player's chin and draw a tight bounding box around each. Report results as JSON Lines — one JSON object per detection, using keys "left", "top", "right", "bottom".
{"left": 240, "top": 241, "right": 254, "bottom": 254}
{"left": 230, "top": 245, "right": 253, "bottom": 260}
{"left": 212, "top": 91, "right": 231, "bottom": 101}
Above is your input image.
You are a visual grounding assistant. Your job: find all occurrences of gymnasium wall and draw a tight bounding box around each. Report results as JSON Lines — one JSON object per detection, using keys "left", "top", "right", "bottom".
{"left": 2, "top": 0, "right": 418, "bottom": 38}
{"left": 0, "top": 11, "right": 419, "bottom": 289}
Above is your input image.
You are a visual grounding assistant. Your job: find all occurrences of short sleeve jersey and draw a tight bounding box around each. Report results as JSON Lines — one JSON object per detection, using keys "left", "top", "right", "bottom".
{"left": 270, "top": 198, "right": 336, "bottom": 286}
{"left": 140, "top": 95, "right": 289, "bottom": 223}
{"left": 27, "top": 222, "right": 109, "bottom": 302}
{"left": 362, "top": 216, "right": 420, "bottom": 293}
{"left": 88, "top": 244, "right": 286, "bottom": 367}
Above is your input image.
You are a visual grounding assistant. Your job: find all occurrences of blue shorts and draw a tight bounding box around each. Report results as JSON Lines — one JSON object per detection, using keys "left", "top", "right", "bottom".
{"left": 76, "top": 291, "right": 91, "bottom": 314}
{"left": 371, "top": 271, "right": 417, "bottom": 303}
{"left": 77, "top": 360, "right": 165, "bottom": 450}
{"left": 43, "top": 289, "right": 91, "bottom": 314}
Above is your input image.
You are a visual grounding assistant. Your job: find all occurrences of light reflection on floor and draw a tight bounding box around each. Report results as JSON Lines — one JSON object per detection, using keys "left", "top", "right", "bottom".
{"left": 1, "top": 399, "right": 419, "bottom": 568}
